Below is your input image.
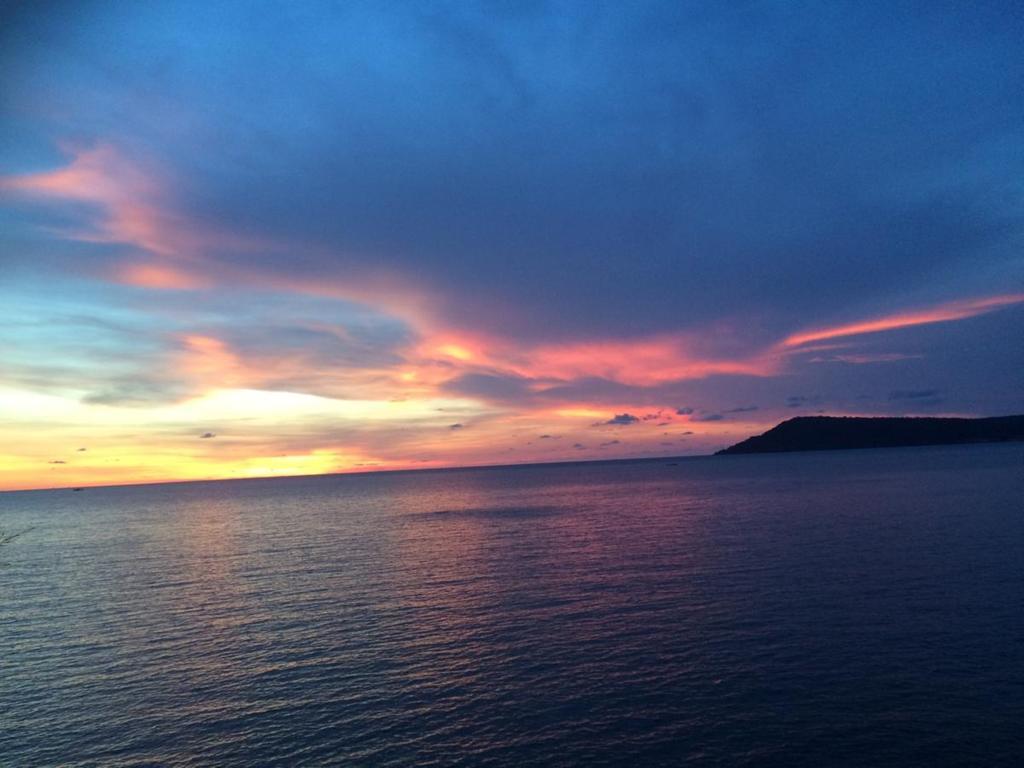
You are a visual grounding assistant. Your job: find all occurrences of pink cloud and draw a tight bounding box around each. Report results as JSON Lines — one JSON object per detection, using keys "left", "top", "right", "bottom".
{"left": 6, "top": 143, "right": 1022, "bottom": 412}
{"left": 1, "top": 143, "right": 261, "bottom": 262}
{"left": 406, "top": 329, "right": 777, "bottom": 391}
{"left": 782, "top": 294, "right": 1024, "bottom": 348}
{"left": 114, "top": 262, "right": 210, "bottom": 290}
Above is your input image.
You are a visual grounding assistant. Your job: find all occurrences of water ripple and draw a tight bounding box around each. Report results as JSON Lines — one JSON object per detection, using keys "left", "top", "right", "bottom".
{"left": 2, "top": 445, "right": 1023, "bottom": 766}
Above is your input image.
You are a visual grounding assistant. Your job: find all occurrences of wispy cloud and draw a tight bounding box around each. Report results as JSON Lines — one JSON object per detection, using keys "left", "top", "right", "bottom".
{"left": 809, "top": 352, "right": 923, "bottom": 364}
{"left": 0, "top": 144, "right": 247, "bottom": 262}
{"left": 782, "top": 294, "right": 1024, "bottom": 348}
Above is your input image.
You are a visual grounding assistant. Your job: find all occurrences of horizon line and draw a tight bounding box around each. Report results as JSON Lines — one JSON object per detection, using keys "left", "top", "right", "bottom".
{"left": 0, "top": 450, "right": 719, "bottom": 495}
{"left": 7, "top": 411, "right": 1022, "bottom": 494}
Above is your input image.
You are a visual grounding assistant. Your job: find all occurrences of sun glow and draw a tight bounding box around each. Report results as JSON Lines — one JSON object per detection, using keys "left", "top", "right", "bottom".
{"left": 436, "top": 343, "right": 475, "bottom": 361}
{"left": 0, "top": 384, "right": 489, "bottom": 489}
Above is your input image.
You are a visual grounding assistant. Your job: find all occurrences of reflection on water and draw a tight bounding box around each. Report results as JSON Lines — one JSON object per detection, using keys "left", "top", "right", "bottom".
{"left": 2, "top": 444, "right": 1023, "bottom": 766}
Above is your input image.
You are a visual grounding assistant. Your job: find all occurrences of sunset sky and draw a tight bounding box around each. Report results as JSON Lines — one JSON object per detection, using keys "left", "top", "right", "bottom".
{"left": 2, "top": 1, "right": 1022, "bottom": 490}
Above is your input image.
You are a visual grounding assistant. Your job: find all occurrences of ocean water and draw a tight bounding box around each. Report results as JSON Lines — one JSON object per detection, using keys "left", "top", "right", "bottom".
{"left": 1, "top": 444, "right": 1022, "bottom": 767}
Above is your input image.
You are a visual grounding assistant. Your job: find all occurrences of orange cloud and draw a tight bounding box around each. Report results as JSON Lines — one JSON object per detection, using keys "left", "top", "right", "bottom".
{"left": 171, "top": 332, "right": 412, "bottom": 403}
{"left": 179, "top": 334, "right": 246, "bottom": 388}
{"left": 115, "top": 262, "right": 210, "bottom": 290}
{"left": 783, "top": 293, "right": 1024, "bottom": 348}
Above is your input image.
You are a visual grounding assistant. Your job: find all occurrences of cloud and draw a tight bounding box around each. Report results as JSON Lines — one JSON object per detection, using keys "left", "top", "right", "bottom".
{"left": 676, "top": 407, "right": 694, "bottom": 415}
{"left": 449, "top": 423, "right": 464, "bottom": 430}
{"left": 81, "top": 381, "right": 186, "bottom": 406}
{"left": 0, "top": 144, "right": 270, "bottom": 289}
{"left": 782, "top": 294, "right": 1024, "bottom": 348}
{"left": 693, "top": 413, "right": 724, "bottom": 422}
{"left": 440, "top": 372, "right": 533, "bottom": 402}
{"left": 602, "top": 413, "right": 640, "bottom": 425}
{"left": 48, "top": 460, "right": 66, "bottom": 464}
{"left": 572, "top": 443, "right": 586, "bottom": 450}
{"left": 725, "top": 405, "right": 758, "bottom": 413}
{"left": 599, "top": 440, "right": 621, "bottom": 447}
{"left": 810, "top": 352, "right": 923, "bottom": 364}
{"left": 434, "top": 333, "right": 777, "bottom": 388}
{"left": 31, "top": 2, "right": 1014, "bottom": 347}
{"left": 200, "top": 432, "right": 216, "bottom": 438}
{"left": 786, "top": 395, "right": 821, "bottom": 408}
{"left": 3, "top": 5, "right": 1020, "bottom": 353}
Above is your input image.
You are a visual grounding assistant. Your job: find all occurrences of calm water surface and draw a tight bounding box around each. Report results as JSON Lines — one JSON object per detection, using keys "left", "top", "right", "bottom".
{"left": 2, "top": 444, "right": 1023, "bottom": 766}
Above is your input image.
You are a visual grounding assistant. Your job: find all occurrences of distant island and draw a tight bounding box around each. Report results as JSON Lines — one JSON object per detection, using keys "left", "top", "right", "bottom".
{"left": 716, "top": 415, "right": 1024, "bottom": 455}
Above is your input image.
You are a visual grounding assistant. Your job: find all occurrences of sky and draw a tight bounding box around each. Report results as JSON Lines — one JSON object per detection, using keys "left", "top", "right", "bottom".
{"left": 1, "top": 1, "right": 1022, "bottom": 490}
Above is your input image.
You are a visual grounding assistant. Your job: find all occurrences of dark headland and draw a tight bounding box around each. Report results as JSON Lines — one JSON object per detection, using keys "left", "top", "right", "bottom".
{"left": 716, "top": 415, "right": 1024, "bottom": 455}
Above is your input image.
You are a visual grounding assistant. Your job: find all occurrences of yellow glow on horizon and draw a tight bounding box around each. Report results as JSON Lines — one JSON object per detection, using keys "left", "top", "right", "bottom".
{"left": 0, "top": 384, "right": 492, "bottom": 490}
{"left": 0, "top": 434, "right": 404, "bottom": 491}
{"left": 0, "top": 386, "right": 478, "bottom": 426}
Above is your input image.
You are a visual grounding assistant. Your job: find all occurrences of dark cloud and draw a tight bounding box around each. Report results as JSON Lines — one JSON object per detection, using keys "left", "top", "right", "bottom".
{"left": 693, "top": 414, "right": 724, "bottom": 422}
{"left": 449, "top": 423, "right": 464, "bottom": 430}
{"left": 599, "top": 440, "right": 621, "bottom": 447}
{"left": 675, "top": 407, "right": 694, "bottom": 415}
{"left": 77, "top": 447, "right": 87, "bottom": 451}
{"left": 725, "top": 405, "right": 758, "bottom": 413}
{"left": 602, "top": 413, "right": 640, "bottom": 426}
{"left": 887, "top": 389, "right": 944, "bottom": 408}
{"left": 573, "top": 443, "right": 586, "bottom": 450}
{"left": 200, "top": 432, "right": 216, "bottom": 439}
{"left": 786, "top": 395, "right": 821, "bottom": 408}
{"left": 48, "top": 460, "right": 66, "bottom": 464}
{"left": 441, "top": 373, "right": 533, "bottom": 402}
{"left": 6, "top": 1, "right": 1019, "bottom": 348}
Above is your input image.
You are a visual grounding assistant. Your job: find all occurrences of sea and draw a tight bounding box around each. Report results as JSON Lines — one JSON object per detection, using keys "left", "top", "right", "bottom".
{"left": 2, "top": 443, "right": 1022, "bottom": 767}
